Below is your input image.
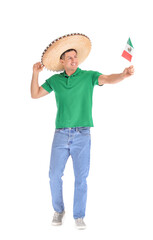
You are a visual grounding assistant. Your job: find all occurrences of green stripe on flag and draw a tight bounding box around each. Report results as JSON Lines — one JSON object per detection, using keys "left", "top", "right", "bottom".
{"left": 127, "top": 38, "right": 134, "bottom": 48}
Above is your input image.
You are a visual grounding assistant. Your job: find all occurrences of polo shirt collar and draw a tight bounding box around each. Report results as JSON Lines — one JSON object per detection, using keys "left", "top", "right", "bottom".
{"left": 62, "top": 68, "right": 81, "bottom": 77}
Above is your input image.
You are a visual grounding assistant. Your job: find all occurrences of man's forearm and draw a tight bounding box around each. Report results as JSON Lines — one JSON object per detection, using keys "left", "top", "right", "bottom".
{"left": 103, "top": 73, "right": 124, "bottom": 84}
{"left": 31, "top": 72, "right": 40, "bottom": 98}
{"left": 98, "top": 66, "right": 134, "bottom": 85}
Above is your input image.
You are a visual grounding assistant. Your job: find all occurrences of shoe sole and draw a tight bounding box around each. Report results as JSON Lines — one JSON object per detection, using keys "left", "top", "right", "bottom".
{"left": 76, "top": 227, "right": 86, "bottom": 230}
{"left": 52, "top": 222, "right": 62, "bottom": 226}
{"left": 75, "top": 225, "right": 86, "bottom": 230}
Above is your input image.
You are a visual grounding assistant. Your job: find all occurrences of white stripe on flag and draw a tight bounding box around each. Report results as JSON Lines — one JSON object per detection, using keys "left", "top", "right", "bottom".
{"left": 125, "top": 43, "right": 134, "bottom": 55}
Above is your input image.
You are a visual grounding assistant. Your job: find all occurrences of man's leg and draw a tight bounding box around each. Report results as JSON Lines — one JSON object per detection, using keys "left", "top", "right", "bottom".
{"left": 70, "top": 127, "right": 91, "bottom": 219}
{"left": 49, "top": 129, "right": 70, "bottom": 213}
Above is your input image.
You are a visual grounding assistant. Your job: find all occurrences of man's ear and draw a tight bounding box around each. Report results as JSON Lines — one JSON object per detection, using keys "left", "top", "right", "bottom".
{"left": 60, "top": 59, "right": 64, "bottom": 65}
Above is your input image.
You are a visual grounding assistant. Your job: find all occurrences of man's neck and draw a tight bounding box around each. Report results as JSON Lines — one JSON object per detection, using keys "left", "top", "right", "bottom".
{"left": 65, "top": 68, "right": 77, "bottom": 76}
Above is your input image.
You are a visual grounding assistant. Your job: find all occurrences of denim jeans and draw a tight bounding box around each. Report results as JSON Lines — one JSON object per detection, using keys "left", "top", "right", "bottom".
{"left": 49, "top": 127, "right": 91, "bottom": 219}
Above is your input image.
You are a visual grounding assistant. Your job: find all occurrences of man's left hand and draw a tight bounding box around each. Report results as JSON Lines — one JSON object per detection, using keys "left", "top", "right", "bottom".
{"left": 122, "top": 65, "right": 135, "bottom": 79}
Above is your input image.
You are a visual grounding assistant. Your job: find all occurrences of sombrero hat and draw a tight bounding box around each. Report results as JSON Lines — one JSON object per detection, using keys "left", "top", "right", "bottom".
{"left": 41, "top": 33, "right": 91, "bottom": 71}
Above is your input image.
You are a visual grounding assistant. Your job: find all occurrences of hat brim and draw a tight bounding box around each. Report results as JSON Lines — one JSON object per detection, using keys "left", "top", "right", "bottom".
{"left": 41, "top": 33, "right": 91, "bottom": 71}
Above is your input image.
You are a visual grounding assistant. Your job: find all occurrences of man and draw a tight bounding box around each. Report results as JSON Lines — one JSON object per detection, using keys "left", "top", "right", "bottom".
{"left": 31, "top": 34, "right": 134, "bottom": 229}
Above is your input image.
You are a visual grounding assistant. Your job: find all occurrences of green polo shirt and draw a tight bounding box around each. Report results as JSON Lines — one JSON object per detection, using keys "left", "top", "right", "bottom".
{"left": 41, "top": 68, "right": 103, "bottom": 129}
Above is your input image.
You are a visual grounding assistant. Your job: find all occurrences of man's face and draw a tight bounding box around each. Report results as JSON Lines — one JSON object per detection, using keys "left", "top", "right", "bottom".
{"left": 60, "top": 50, "right": 78, "bottom": 72}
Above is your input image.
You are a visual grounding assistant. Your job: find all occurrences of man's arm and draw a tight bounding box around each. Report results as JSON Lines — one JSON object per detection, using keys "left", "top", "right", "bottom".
{"left": 98, "top": 65, "right": 134, "bottom": 85}
{"left": 31, "top": 62, "right": 49, "bottom": 99}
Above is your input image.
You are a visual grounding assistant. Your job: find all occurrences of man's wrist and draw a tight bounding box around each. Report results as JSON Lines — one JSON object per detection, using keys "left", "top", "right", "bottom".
{"left": 120, "top": 72, "right": 125, "bottom": 80}
{"left": 33, "top": 70, "right": 39, "bottom": 77}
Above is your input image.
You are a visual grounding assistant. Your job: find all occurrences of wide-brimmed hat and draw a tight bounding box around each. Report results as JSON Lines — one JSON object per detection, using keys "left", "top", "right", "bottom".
{"left": 41, "top": 33, "right": 91, "bottom": 71}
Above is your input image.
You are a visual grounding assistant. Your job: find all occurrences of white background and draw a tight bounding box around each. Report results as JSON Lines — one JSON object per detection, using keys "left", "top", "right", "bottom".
{"left": 1, "top": 0, "right": 153, "bottom": 239}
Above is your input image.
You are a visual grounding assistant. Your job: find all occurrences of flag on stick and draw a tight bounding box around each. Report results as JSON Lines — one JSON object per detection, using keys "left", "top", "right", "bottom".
{"left": 121, "top": 38, "right": 134, "bottom": 62}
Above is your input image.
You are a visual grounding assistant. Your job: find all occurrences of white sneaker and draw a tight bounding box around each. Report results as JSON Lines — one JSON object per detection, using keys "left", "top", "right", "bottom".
{"left": 52, "top": 211, "right": 65, "bottom": 226}
{"left": 75, "top": 218, "right": 86, "bottom": 230}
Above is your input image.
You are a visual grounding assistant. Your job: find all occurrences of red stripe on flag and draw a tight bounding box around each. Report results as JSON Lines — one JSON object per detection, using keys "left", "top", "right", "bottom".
{"left": 121, "top": 50, "right": 132, "bottom": 62}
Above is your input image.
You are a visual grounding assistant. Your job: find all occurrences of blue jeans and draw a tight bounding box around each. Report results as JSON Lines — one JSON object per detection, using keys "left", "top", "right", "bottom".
{"left": 49, "top": 127, "right": 91, "bottom": 219}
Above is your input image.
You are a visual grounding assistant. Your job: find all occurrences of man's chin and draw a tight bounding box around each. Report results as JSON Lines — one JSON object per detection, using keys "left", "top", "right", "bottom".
{"left": 71, "top": 65, "right": 78, "bottom": 70}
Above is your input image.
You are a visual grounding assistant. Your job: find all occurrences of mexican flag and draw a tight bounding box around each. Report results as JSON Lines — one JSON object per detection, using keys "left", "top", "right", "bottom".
{"left": 122, "top": 38, "right": 134, "bottom": 62}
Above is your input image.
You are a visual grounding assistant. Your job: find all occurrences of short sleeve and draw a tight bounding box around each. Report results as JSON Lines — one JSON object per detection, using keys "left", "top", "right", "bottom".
{"left": 41, "top": 78, "right": 53, "bottom": 93}
{"left": 92, "top": 71, "right": 103, "bottom": 86}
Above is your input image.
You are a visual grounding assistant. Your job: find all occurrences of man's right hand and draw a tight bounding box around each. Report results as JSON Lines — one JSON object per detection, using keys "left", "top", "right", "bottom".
{"left": 33, "top": 62, "right": 44, "bottom": 74}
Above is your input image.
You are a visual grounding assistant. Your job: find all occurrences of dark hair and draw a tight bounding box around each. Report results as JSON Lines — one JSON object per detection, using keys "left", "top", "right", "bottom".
{"left": 60, "top": 49, "right": 77, "bottom": 60}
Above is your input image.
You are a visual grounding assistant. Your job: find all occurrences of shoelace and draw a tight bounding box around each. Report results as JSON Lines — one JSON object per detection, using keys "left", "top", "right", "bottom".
{"left": 76, "top": 218, "right": 84, "bottom": 224}
{"left": 53, "top": 212, "right": 61, "bottom": 221}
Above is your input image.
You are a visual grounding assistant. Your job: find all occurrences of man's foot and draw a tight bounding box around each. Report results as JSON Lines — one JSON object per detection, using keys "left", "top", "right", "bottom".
{"left": 52, "top": 211, "right": 65, "bottom": 226}
{"left": 75, "top": 218, "right": 86, "bottom": 230}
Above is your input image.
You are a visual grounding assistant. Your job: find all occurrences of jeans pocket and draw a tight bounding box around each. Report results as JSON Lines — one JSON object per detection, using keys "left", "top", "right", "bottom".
{"left": 78, "top": 127, "right": 90, "bottom": 135}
